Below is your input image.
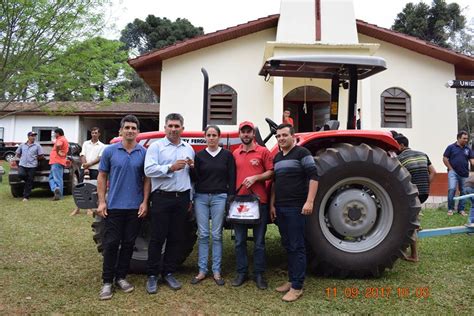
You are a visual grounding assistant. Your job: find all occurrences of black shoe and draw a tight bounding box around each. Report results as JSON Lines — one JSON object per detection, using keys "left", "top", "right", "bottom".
{"left": 163, "top": 273, "right": 182, "bottom": 290}
{"left": 254, "top": 274, "right": 268, "bottom": 290}
{"left": 53, "top": 188, "right": 61, "bottom": 200}
{"left": 231, "top": 273, "right": 248, "bottom": 287}
{"left": 146, "top": 275, "right": 158, "bottom": 294}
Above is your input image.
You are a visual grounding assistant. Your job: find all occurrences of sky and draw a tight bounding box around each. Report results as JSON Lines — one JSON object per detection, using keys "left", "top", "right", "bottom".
{"left": 102, "top": 0, "right": 473, "bottom": 39}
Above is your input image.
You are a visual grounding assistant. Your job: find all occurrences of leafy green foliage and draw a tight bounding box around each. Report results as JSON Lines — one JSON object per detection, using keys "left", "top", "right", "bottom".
{"left": 0, "top": 0, "right": 133, "bottom": 110}
{"left": 119, "top": 15, "right": 204, "bottom": 102}
{"left": 120, "top": 15, "right": 204, "bottom": 55}
{"left": 392, "top": 0, "right": 466, "bottom": 48}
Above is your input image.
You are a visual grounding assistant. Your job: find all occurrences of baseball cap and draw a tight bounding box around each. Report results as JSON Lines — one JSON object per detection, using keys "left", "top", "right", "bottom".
{"left": 27, "top": 131, "right": 37, "bottom": 136}
{"left": 239, "top": 121, "right": 254, "bottom": 130}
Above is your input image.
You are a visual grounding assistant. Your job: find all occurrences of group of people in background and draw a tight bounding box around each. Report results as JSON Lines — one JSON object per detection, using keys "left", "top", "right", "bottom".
{"left": 15, "top": 128, "right": 69, "bottom": 201}
{"left": 95, "top": 113, "right": 318, "bottom": 303}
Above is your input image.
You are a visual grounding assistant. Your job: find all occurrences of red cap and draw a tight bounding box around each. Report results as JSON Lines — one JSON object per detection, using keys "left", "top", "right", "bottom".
{"left": 239, "top": 121, "right": 254, "bottom": 130}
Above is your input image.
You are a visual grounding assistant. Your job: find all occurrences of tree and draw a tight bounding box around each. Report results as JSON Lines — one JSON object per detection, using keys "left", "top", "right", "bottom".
{"left": 119, "top": 15, "right": 204, "bottom": 103}
{"left": 0, "top": 0, "right": 113, "bottom": 111}
{"left": 120, "top": 15, "right": 204, "bottom": 55}
{"left": 392, "top": 0, "right": 466, "bottom": 48}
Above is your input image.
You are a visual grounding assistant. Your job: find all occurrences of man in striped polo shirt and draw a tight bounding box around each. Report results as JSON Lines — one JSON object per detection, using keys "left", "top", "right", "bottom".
{"left": 395, "top": 135, "right": 436, "bottom": 262}
{"left": 270, "top": 123, "right": 319, "bottom": 302}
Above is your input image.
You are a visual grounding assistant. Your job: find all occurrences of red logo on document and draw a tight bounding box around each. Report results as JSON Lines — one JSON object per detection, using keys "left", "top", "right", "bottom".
{"left": 237, "top": 204, "right": 249, "bottom": 213}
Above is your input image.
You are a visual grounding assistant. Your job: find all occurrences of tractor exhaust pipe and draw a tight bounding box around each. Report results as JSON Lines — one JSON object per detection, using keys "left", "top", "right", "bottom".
{"left": 201, "top": 68, "right": 209, "bottom": 131}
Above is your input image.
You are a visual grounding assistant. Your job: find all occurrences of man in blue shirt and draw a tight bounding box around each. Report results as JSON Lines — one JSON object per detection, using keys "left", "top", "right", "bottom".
{"left": 443, "top": 131, "right": 474, "bottom": 216}
{"left": 15, "top": 131, "right": 44, "bottom": 201}
{"left": 97, "top": 115, "right": 150, "bottom": 300}
{"left": 144, "top": 113, "right": 195, "bottom": 293}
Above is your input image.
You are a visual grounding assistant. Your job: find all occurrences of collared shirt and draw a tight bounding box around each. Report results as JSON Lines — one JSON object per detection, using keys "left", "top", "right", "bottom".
{"left": 16, "top": 142, "right": 44, "bottom": 168}
{"left": 144, "top": 137, "right": 195, "bottom": 193}
{"left": 443, "top": 142, "right": 474, "bottom": 177}
{"left": 80, "top": 139, "right": 105, "bottom": 170}
{"left": 233, "top": 143, "right": 273, "bottom": 204}
{"left": 99, "top": 142, "right": 147, "bottom": 210}
{"left": 49, "top": 135, "right": 69, "bottom": 166}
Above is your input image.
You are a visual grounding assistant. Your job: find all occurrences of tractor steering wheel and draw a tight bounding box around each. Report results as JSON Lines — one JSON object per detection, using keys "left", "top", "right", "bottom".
{"left": 265, "top": 117, "right": 279, "bottom": 131}
{"left": 261, "top": 117, "right": 279, "bottom": 145}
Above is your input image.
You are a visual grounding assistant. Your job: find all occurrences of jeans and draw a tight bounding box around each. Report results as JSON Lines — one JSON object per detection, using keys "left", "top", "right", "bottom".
{"left": 18, "top": 166, "right": 36, "bottom": 198}
{"left": 447, "top": 170, "right": 466, "bottom": 211}
{"left": 194, "top": 193, "right": 227, "bottom": 275}
{"left": 48, "top": 163, "right": 64, "bottom": 196}
{"left": 276, "top": 206, "right": 307, "bottom": 290}
{"left": 464, "top": 186, "right": 474, "bottom": 224}
{"left": 233, "top": 204, "right": 268, "bottom": 275}
{"left": 147, "top": 191, "right": 190, "bottom": 276}
{"left": 102, "top": 210, "right": 141, "bottom": 283}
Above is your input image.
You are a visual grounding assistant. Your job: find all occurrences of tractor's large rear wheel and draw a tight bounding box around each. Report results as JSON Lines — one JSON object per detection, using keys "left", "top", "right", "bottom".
{"left": 92, "top": 214, "right": 197, "bottom": 274}
{"left": 307, "top": 143, "right": 420, "bottom": 277}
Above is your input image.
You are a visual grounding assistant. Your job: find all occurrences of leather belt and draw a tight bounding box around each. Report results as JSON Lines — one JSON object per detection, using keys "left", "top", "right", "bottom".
{"left": 155, "top": 189, "right": 190, "bottom": 198}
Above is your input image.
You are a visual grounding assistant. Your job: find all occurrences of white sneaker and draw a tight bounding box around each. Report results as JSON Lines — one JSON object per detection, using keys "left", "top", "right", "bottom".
{"left": 464, "top": 223, "right": 474, "bottom": 228}
{"left": 99, "top": 283, "right": 113, "bottom": 300}
{"left": 115, "top": 279, "right": 134, "bottom": 293}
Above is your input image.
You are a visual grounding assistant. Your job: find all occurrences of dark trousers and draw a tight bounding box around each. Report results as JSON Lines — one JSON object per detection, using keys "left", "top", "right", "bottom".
{"left": 79, "top": 169, "right": 98, "bottom": 182}
{"left": 147, "top": 191, "right": 190, "bottom": 276}
{"left": 102, "top": 210, "right": 141, "bottom": 284}
{"left": 233, "top": 204, "right": 268, "bottom": 275}
{"left": 18, "top": 166, "right": 36, "bottom": 198}
{"left": 276, "top": 206, "right": 307, "bottom": 290}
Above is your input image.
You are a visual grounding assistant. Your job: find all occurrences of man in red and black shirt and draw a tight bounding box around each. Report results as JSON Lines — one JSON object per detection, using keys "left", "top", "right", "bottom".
{"left": 232, "top": 121, "right": 274, "bottom": 289}
{"left": 270, "top": 123, "right": 319, "bottom": 302}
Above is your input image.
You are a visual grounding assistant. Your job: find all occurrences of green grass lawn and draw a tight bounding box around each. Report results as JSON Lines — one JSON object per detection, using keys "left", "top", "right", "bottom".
{"left": 0, "top": 161, "right": 473, "bottom": 314}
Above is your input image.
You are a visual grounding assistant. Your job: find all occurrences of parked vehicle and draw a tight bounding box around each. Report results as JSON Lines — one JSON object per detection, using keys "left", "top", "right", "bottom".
{"left": 9, "top": 143, "right": 82, "bottom": 197}
{"left": 0, "top": 139, "right": 18, "bottom": 162}
{"left": 76, "top": 55, "right": 420, "bottom": 278}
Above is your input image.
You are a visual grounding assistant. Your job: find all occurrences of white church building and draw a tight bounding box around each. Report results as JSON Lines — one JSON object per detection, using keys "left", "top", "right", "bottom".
{"left": 128, "top": 0, "right": 474, "bottom": 196}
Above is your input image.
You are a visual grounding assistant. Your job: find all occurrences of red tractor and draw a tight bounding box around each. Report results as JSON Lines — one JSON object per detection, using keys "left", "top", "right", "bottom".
{"left": 76, "top": 55, "right": 419, "bottom": 278}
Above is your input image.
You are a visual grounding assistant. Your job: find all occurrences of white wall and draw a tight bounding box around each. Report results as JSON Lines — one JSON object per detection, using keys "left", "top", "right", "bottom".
{"left": 160, "top": 28, "right": 277, "bottom": 132}
{"left": 359, "top": 34, "right": 457, "bottom": 172}
{"left": 0, "top": 115, "right": 80, "bottom": 144}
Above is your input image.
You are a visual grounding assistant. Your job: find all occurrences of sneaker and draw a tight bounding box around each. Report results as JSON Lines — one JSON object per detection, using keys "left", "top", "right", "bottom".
{"left": 53, "top": 188, "right": 61, "bottom": 201}
{"left": 99, "top": 283, "right": 113, "bottom": 300}
{"left": 282, "top": 288, "right": 303, "bottom": 302}
{"left": 115, "top": 278, "right": 134, "bottom": 293}
{"left": 276, "top": 281, "right": 292, "bottom": 293}
{"left": 459, "top": 211, "right": 468, "bottom": 217}
{"left": 163, "top": 273, "right": 182, "bottom": 290}
{"left": 254, "top": 274, "right": 268, "bottom": 290}
{"left": 22, "top": 198, "right": 28, "bottom": 202}
{"left": 447, "top": 210, "right": 454, "bottom": 216}
{"left": 465, "top": 222, "right": 474, "bottom": 228}
{"left": 146, "top": 276, "right": 158, "bottom": 294}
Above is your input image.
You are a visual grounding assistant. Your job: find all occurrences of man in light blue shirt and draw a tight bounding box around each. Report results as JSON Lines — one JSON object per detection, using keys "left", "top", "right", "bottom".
{"left": 144, "top": 113, "right": 195, "bottom": 293}
{"left": 15, "top": 131, "right": 44, "bottom": 201}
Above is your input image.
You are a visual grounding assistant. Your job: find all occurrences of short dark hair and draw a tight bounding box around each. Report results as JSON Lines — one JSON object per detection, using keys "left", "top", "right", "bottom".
{"left": 54, "top": 128, "right": 64, "bottom": 136}
{"left": 204, "top": 125, "right": 221, "bottom": 136}
{"left": 165, "top": 113, "right": 184, "bottom": 125}
{"left": 390, "top": 130, "right": 399, "bottom": 138}
{"left": 457, "top": 130, "right": 468, "bottom": 139}
{"left": 276, "top": 123, "right": 295, "bottom": 135}
{"left": 284, "top": 109, "right": 291, "bottom": 113}
{"left": 90, "top": 127, "right": 100, "bottom": 133}
{"left": 395, "top": 135, "right": 409, "bottom": 147}
{"left": 120, "top": 114, "right": 140, "bottom": 129}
